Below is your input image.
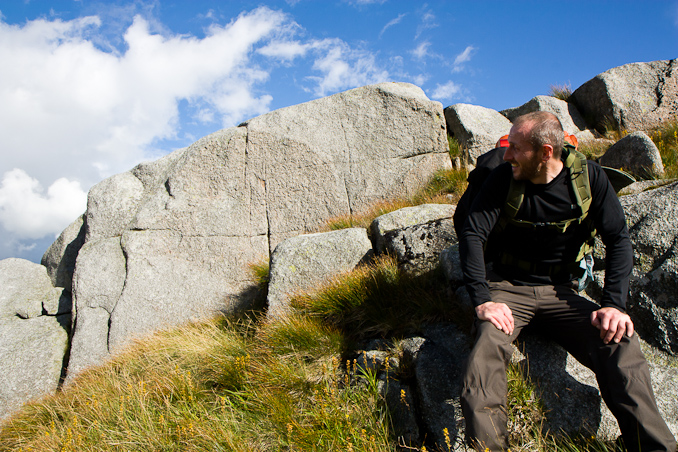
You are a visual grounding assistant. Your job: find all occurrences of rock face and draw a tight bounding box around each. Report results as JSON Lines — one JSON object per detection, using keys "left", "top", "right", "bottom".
{"left": 572, "top": 59, "right": 678, "bottom": 132}
{"left": 600, "top": 131, "right": 665, "bottom": 179}
{"left": 444, "top": 103, "right": 512, "bottom": 164}
{"left": 500, "top": 95, "right": 595, "bottom": 142}
{"left": 63, "top": 82, "right": 450, "bottom": 377}
{"left": 267, "top": 228, "right": 373, "bottom": 318}
{"left": 0, "top": 259, "right": 70, "bottom": 423}
{"left": 618, "top": 181, "right": 678, "bottom": 354}
{"left": 370, "top": 204, "right": 457, "bottom": 275}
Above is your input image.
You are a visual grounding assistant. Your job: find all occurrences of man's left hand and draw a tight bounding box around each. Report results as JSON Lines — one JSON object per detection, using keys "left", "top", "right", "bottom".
{"left": 590, "top": 307, "right": 634, "bottom": 344}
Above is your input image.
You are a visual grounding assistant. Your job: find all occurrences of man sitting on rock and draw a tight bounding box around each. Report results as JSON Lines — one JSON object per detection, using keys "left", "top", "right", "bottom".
{"left": 458, "top": 111, "right": 676, "bottom": 451}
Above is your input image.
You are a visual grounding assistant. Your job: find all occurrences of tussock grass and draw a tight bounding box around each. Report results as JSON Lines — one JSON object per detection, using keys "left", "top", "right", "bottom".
{"left": 0, "top": 313, "right": 391, "bottom": 451}
{"left": 291, "top": 255, "right": 454, "bottom": 342}
{"left": 650, "top": 119, "right": 678, "bottom": 179}
{"left": 549, "top": 83, "right": 573, "bottom": 101}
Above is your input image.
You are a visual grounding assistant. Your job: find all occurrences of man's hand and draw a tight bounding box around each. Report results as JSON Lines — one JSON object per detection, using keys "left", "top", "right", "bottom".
{"left": 590, "top": 307, "right": 634, "bottom": 344}
{"left": 476, "top": 301, "right": 514, "bottom": 335}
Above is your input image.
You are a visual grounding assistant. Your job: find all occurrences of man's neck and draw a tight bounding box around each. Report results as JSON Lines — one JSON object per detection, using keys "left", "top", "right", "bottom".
{"left": 530, "top": 159, "right": 564, "bottom": 184}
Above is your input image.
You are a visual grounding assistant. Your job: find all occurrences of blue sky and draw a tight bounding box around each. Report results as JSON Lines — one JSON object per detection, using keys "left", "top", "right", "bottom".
{"left": 1, "top": 0, "right": 677, "bottom": 263}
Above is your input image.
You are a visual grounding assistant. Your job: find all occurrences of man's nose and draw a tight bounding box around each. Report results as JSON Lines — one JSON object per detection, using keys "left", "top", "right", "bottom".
{"left": 503, "top": 146, "right": 513, "bottom": 161}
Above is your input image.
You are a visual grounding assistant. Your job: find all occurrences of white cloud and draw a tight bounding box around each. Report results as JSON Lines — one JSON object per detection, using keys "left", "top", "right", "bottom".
{"left": 415, "top": 7, "right": 438, "bottom": 39}
{"left": 0, "top": 169, "right": 87, "bottom": 240}
{"left": 430, "top": 80, "right": 461, "bottom": 101}
{"left": 306, "top": 39, "right": 390, "bottom": 97}
{"left": 0, "top": 6, "right": 295, "bottom": 259}
{"left": 453, "top": 45, "right": 476, "bottom": 72}
{"left": 379, "top": 13, "right": 406, "bottom": 38}
{"left": 258, "top": 40, "right": 308, "bottom": 61}
{"left": 411, "top": 41, "right": 430, "bottom": 60}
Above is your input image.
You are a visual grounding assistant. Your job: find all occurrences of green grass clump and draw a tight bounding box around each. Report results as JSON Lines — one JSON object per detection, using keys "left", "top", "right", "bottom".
{"left": 448, "top": 134, "right": 462, "bottom": 160}
{"left": 292, "top": 255, "right": 454, "bottom": 342}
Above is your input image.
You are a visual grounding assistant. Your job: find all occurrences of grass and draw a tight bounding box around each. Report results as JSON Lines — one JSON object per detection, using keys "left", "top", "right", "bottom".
{"left": 0, "top": 256, "right": 633, "bottom": 451}
{"left": 549, "top": 83, "right": 573, "bottom": 101}
{"left": 650, "top": 119, "right": 678, "bottom": 179}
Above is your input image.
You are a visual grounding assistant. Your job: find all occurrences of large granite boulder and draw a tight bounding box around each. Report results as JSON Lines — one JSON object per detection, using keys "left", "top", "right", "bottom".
{"left": 444, "top": 104, "right": 512, "bottom": 164}
{"left": 618, "top": 181, "right": 678, "bottom": 354}
{"left": 370, "top": 204, "right": 457, "bottom": 275}
{"left": 571, "top": 59, "right": 678, "bottom": 132}
{"left": 64, "top": 82, "right": 451, "bottom": 376}
{"left": 500, "top": 95, "right": 595, "bottom": 142}
{"left": 266, "top": 228, "right": 373, "bottom": 318}
{"left": 599, "top": 131, "right": 665, "bottom": 179}
{"left": 0, "top": 259, "right": 70, "bottom": 423}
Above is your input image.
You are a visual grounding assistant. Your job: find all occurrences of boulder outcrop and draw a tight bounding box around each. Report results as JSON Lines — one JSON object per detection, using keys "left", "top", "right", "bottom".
{"left": 444, "top": 103, "right": 512, "bottom": 164}
{"left": 62, "top": 82, "right": 451, "bottom": 377}
{"left": 599, "top": 131, "right": 665, "bottom": 179}
{"left": 0, "top": 259, "right": 70, "bottom": 423}
{"left": 267, "top": 228, "right": 373, "bottom": 318}
{"left": 572, "top": 59, "right": 678, "bottom": 132}
{"left": 500, "top": 95, "right": 595, "bottom": 142}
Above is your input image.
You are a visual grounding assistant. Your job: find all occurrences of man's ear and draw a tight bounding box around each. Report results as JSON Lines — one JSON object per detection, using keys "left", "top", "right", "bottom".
{"left": 541, "top": 144, "right": 554, "bottom": 162}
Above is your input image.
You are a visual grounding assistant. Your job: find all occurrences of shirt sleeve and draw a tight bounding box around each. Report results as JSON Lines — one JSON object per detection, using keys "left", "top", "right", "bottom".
{"left": 458, "top": 165, "right": 509, "bottom": 307}
{"left": 587, "top": 162, "right": 633, "bottom": 311}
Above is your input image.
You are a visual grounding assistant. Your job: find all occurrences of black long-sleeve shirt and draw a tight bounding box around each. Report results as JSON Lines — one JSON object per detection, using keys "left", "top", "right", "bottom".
{"left": 459, "top": 159, "right": 633, "bottom": 311}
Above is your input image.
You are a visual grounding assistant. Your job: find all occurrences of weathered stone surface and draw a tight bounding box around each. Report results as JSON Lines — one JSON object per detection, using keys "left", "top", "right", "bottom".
{"left": 64, "top": 82, "right": 449, "bottom": 375}
{"left": 444, "top": 103, "right": 512, "bottom": 164}
{"left": 520, "top": 334, "right": 678, "bottom": 441}
{"left": 408, "top": 324, "right": 470, "bottom": 451}
{"left": 572, "top": 59, "right": 678, "bottom": 132}
{"left": 267, "top": 228, "right": 373, "bottom": 318}
{"left": 0, "top": 259, "right": 69, "bottom": 424}
{"left": 85, "top": 172, "right": 145, "bottom": 242}
{"left": 600, "top": 131, "right": 665, "bottom": 179}
{"left": 618, "top": 181, "right": 678, "bottom": 354}
{"left": 501, "top": 95, "right": 589, "bottom": 134}
{"left": 109, "top": 230, "right": 267, "bottom": 352}
{"left": 518, "top": 335, "right": 620, "bottom": 439}
{"left": 440, "top": 244, "right": 464, "bottom": 289}
{"left": 371, "top": 204, "right": 457, "bottom": 275}
{"left": 41, "top": 214, "right": 85, "bottom": 293}
{"left": 242, "top": 82, "right": 451, "bottom": 249}
{"left": 67, "top": 237, "right": 126, "bottom": 377}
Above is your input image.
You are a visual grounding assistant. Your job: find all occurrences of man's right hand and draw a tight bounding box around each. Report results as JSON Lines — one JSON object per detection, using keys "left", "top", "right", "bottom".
{"left": 476, "top": 301, "right": 515, "bottom": 335}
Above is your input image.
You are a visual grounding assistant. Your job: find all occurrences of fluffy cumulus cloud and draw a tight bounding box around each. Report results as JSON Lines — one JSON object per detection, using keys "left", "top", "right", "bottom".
{"left": 0, "top": 7, "right": 292, "bottom": 260}
{"left": 0, "top": 169, "right": 87, "bottom": 240}
{"left": 0, "top": 6, "right": 393, "bottom": 261}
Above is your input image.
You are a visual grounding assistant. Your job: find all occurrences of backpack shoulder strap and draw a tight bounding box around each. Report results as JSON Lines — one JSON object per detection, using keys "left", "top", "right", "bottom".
{"left": 504, "top": 177, "right": 524, "bottom": 219}
{"left": 564, "top": 145, "right": 592, "bottom": 219}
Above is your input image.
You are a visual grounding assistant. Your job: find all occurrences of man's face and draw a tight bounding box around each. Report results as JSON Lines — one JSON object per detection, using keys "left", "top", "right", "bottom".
{"left": 503, "top": 123, "right": 543, "bottom": 182}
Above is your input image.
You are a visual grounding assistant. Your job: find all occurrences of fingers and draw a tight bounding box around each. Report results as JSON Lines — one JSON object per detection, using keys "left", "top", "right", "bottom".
{"left": 476, "top": 302, "right": 514, "bottom": 336}
{"left": 591, "top": 308, "right": 634, "bottom": 344}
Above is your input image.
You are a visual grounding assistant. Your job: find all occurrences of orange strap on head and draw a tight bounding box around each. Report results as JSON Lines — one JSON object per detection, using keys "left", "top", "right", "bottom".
{"left": 496, "top": 131, "right": 578, "bottom": 149}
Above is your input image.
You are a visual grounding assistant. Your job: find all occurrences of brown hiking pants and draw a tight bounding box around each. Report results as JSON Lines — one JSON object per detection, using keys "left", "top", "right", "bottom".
{"left": 460, "top": 279, "right": 677, "bottom": 452}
